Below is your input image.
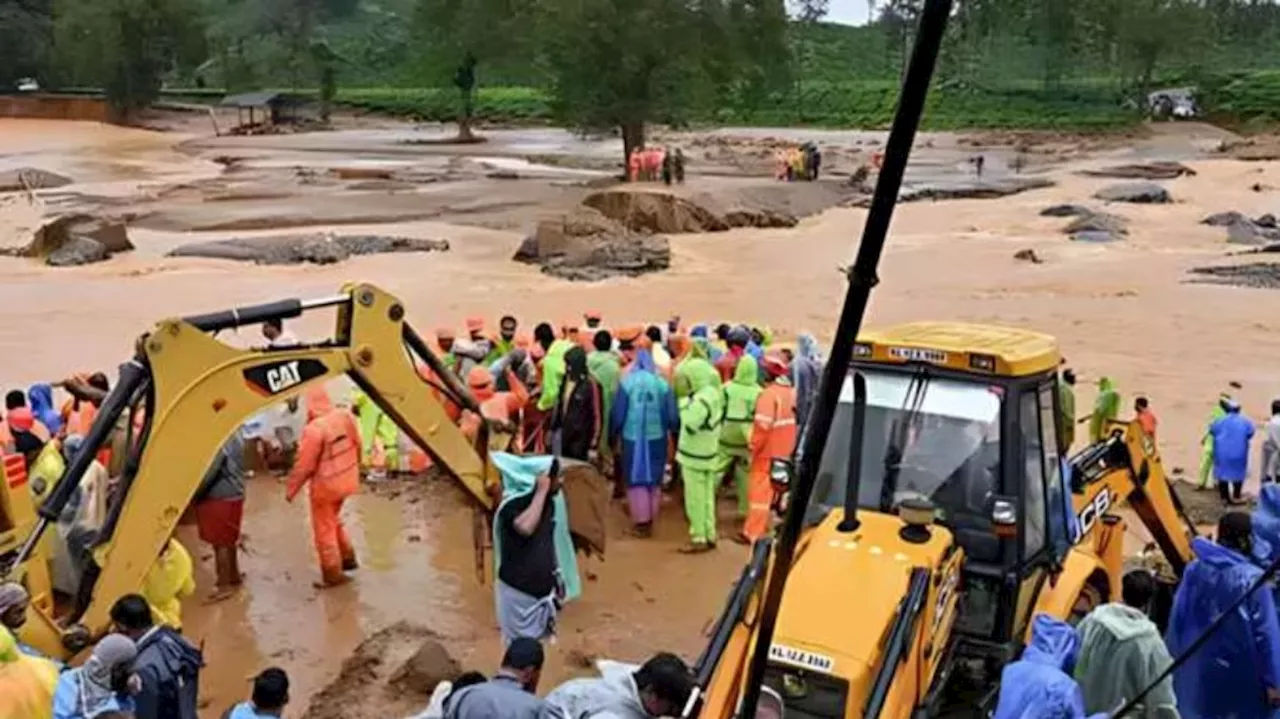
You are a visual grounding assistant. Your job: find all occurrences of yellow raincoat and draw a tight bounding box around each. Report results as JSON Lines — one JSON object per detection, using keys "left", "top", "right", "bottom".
{"left": 142, "top": 538, "right": 196, "bottom": 630}
{"left": 0, "top": 627, "right": 57, "bottom": 719}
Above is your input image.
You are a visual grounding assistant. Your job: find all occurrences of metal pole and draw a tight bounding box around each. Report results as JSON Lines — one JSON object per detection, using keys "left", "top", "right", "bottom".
{"left": 735, "top": 2, "right": 953, "bottom": 717}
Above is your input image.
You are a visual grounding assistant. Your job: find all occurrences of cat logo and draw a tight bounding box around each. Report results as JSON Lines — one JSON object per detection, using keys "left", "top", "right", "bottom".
{"left": 1076, "top": 488, "right": 1114, "bottom": 542}
{"left": 243, "top": 358, "right": 328, "bottom": 397}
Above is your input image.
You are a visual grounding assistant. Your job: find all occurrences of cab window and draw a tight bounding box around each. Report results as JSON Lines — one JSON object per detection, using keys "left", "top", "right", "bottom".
{"left": 1020, "top": 390, "right": 1047, "bottom": 558}
{"left": 1039, "top": 381, "right": 1070, "bottom": 556}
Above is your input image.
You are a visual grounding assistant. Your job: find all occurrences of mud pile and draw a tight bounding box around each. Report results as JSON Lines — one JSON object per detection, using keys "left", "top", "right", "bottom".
{"left": 1080, "top": 162, "right": 1196, "bottom": 180}
{"left": 303, "top": 622, "right": 464, "bottom": 719}
{"left": 514, "top": 206, "right": 671, "bottom": 282}
{"left": 167, "top": 233, "right": 450, "bottom": 265}
{"left": 0, "top": 213, "right": 135, "bottom": 266}
{"left": 0, "top": 167, "right": 73, "bottom": 193}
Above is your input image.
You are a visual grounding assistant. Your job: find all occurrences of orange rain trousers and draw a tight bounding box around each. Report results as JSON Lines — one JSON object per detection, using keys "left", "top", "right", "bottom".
{"left": 744, "top": 383, "right": 797, "bottom": 541}
{"left": 287, "top": 389, "right": 361, "bottom": 582}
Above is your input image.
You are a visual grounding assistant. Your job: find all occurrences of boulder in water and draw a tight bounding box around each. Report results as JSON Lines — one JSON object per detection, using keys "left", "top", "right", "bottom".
{"left": 1064, "top": 212, "right": 1129, "bottom": 237}
{"left": 1203, "top": 211, "right": 1250, "bottom": 227}
{"left": 515, "top": 207, "right": 670, "bottom": 282}
{"left": 0, "top": 167, "right": 73, "bottom": 193}
{"left": 1080, "top": 162, "right": 1196, "bottom": 180}
{"left": 168, "top": 233, "right": 450, "bottom": 265}
{"left": 851, "top": 176, "right": 1055, "bottom": 207}
{"left": 0, "top": 213, "right": 135, "bottom": 266}
{"left": 1071, "top": 230, "right": 1123, "bottom": 244}
{"left": 583, "top": 188, "right": 728, "bottom": 233}
{"left": 46, "top": 237, "right": 109, "bottom": 266}
{"left": 1094, "top": 182, "right": 1172, "bottom": 204}
{"left": 1226, "top": 220, "right": 1280, "bottom": 246}
{"left": 1040, "top": 204, "right": 1094, "bottom": 218}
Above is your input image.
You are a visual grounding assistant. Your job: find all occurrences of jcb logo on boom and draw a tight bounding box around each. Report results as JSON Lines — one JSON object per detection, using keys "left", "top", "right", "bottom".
{"left": 1076, "top": 489, "right": 1113, "bottom": 542}
{"left": 266, "top": 361, "right": 303, "bottom": 393}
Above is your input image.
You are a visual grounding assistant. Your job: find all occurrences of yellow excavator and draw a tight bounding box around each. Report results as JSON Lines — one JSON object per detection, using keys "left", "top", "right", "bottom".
{"left": 0, "top": 283, "right": 516, "bottom": 659}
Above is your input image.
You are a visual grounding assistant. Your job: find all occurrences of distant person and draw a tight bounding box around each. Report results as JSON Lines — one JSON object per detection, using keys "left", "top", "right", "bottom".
{"left": 223, "top": 667, "right": 289, "bottom": 719}
{"left": 286, "top": 386, "right": 362, "bottom": 588}
{"left": 437, "top": 327, "right": 460, "bottom": 374}
{"left": 4, "top": 389, "right": 46, "bottom": 467}
{"left": 195, "top": 433, "right": 246, "bottom": 600}
{"left": 973, "top": 154, "right": 986, "bottom": 177}
{"left": 443, "top": 637, "right": 546, "bottom": 719}
{"left": 544, "top": 652, "right": 694, "bottom": 719}
{"left": 993, "top": 614, "right": 1095, "bottom": 719}
{"left": 647, "top": 325, "right": 672, "bottom": 373}
{"left": 1058, "top": 369, "right": 1077, "bottom": 454}
{"left": 52, "top": 633, "right": 139, "bottom": 719}
{"left": 1167, "top": 512, "right": 1280, "bottom": 718}
{"left": 1261, "top": 399, "right": 1280, "bottom": 485}
{"left": 673, "top": 148, "right": 686, "bottom": 183}
{"left": 1135, "top": 396, "right": 1158, "bottom": 441}
{"left": 111, "top": 594, "right": 202, "bottom": 719}
{"left": 1211, "top": 399, "right": 1255, "bottom": 505}
{"left": 1075, "top": 570, "right": 1179, "bottom": 718}
{"left": 715, "top": 326, "right": 751, "bottom": 384}
{"left": 1087, "top": 377, "right": 1120, "bottom": 444}
{"left": 661, "top": 149, "right": 673, "bottom": 185}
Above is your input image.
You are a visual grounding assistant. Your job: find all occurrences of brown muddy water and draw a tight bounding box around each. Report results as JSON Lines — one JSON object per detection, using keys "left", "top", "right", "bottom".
{"left": 3, "top": 117, "right": 1280, "bottom": 716}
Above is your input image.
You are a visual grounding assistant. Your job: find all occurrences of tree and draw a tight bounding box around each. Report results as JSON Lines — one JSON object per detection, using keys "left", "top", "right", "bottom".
{"left": 1115, "top": 0, "right": 1208, "bottom": 95}
{"left": 0, "top": 0, "right": 54, "bottom": 88}
{"left": 788, "top": 0, "right": 828, "bottom": 116}
{"left": 413, "top": 0, "right": 535, "bottom": 141}
{"left": 55, "top": 0, "right": 204, "bottom": 119}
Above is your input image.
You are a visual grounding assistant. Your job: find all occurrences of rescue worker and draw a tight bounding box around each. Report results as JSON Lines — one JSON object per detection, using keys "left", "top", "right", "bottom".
{"left": 615, "top": 326, "right": 644, "bottom": 368}
{"left": 465, "top": 317, "right": 496, "bottom": 368}
{"left": 587, "top": 331, "right": 622, "bottom": 469}
{"left": 534, "top": 322, "right": 574, "bottom": 416}
{"left": 552, "top": 347, "right": 601, "bottom": 462}
{"left": 1211, "top": 399, "right": 1255, "bottom": 505}
{"left": 52, "top": 633, "right": 138, "bottom": 719}
{"left": 1167, "top": 512, "right": 1280, "bottom": 718}
{"left": 612, "top": 349, "right": 678, "bottom": 536}
{"left": 28, "top": 384, "right": 62, "bottom": 438}
{"left": 1263, "top": 399, "right": 1280, "bottom": 485}
{"left": 720, "top": 355, "right": 761, "bottom": 530}
{"left": 140, "top": 537, "right": 196, "bottom": 630}
{"left": 715, "top": 326, "right": 751, "bottom": 383}
{"left": 5, "top": 396, "right": 46, "bottom": 469}
{"left": 225, "top": 667, "right": 289, "bottom": 719}
{"left": 495, "top": 315, "right": 520, "bottom": 360}
{"left": 544, "top": 653, "right": 694, "bottom": 719}
{"left": 1135, "top": 397, "right": 1158, "bottom": 440}
{"left": 993, "top": 614, "right": 1097, "bottom": 719}
{"left": 676, "top": 338, "right": 720, "bottom": 401}
{"left": 194, "top": 434, "right": 246, "bottom": 601}
{"left": 1075, "top": 570, "right": 1179, "bottom": 718}
{"left": 1058, "top": 369, "right": 1077, "bottom": 453}
{"left": 111, "top": 594, "right": 202, "bottom": 719}
{"left": 352, "top": 389, "right": 398, "bottom": 478}
{"left": 628, "top": 148, "right": 641, "bottom": 182}
{"left": 745, "top": 355, "right": 796, "bottom": 543}
{"left": 0, "top": 623, "right": 58, "bottom": 719}
{"left": 444, "top": 637, "right": 547, "bottom": 719}
{"left": 1198, "top": 393, "right": 1231, "bottom": 490}
{"left": 459, "top": 365, "right": 529, "bottom": 446}
{"left": 0, "top": 582, "right": 43, "bottom": 657}
{"left": 792, "top": 333, "right": 823, "bottom": 431}
{"left": 677, "top": 359, "right": 725, "bottom": 553}
{"left": 286, "top": 386, "right": 361, "bottom": 588}
{"left": 437, "top": 327, "right": 460, "bottom": 375}
{"left": 673, "top": 148, "right": 686, "bottom": 183}
{"left": 1088, "top": 376, "right": 1120, "bottom": 444}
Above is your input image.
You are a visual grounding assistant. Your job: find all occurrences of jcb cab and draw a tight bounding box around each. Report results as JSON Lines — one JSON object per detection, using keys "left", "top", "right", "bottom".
{"left": 700, "top": 322, "right": 1193, "bottom": 718}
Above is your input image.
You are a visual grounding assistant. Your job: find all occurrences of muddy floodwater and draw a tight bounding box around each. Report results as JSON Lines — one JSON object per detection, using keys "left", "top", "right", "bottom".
{"left": 3, "top": 116, "right": 1280, "bottom": 715}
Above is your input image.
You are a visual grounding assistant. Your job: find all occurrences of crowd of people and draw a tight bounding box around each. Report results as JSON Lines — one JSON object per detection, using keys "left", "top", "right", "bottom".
{"left": 626, "top": 147, "right": 686, "bottom": 185}
{"left": 773, "top": 142, "right": 822, "bottom": 182}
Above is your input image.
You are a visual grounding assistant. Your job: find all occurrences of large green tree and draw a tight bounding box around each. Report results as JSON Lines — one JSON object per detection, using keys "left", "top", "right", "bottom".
{"left": 0, "top": 0, "right": 54, "bottom": 88}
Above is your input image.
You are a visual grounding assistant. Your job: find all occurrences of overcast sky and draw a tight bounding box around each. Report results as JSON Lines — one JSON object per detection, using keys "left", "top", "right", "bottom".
{"left": 825, "top": 0, "right": 873, "bottom": 26}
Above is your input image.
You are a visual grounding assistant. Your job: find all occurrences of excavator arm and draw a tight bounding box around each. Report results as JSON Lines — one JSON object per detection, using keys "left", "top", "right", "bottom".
{"left": 6, "top": 283, "right": 506, "bottom": 658}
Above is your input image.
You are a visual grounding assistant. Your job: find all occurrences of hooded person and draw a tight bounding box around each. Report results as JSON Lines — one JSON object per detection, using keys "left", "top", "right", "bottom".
{"left": 544, "top": 653, "right": 694, "bottom": 719}
{"left": 285, "top": 385, "right": 362, "bottom": 588}
{"left": 1200, "top": 394, "right": 1232, "bottom": 489}
{"left": 993, "top": 614, "right": 1098, "bottom": 719}
{"left": 1088, "top": 377, "right": 1120, "bottom": 444}
{"left": 1059, "top": 369, "right": 1078, "bottom": 453}
{"left": 611, "top": 349, "right": 679, "bottom": 535}
{"left": 110, "top": 594, "right": 203, "bottom": 719}
{"left": 551, "top": 347, "right": 601, "bottom": 462}
{"left": 1074, "top": 570, "right": 1179, "bottom": 718}
{"left": 677, "top": 355, "right": 726, "bottom": 553}
{"left": 587, "top": 331, "right": 622, "bottom": 468}
{"left": 720, "top": 355, "right": 761, "bottom": 526}
{"left": 1211, "top": 399, "right": 1256, "bottom": 505}
{"left": 351, "top": 389, "right": 399, "bottom": 477}
{"left": 51, "top": 435, "right": 109, "bottom": 596}
{"left": 675, "top": 338, "right": 720, "bottom": 401}
{"left": 1167, "top": 515, "right": 1280, "bottom": 719}
{"left": 792, "top": 333, "right": 823, "bottom": 433}
{"left": 0, "top": 582, "right": 45, "bottom": 658}
{"left": 0, "top": 623, "right": 58, "bottom": 719}
{"left": 534, "top": 323, "right": 575, "bottom": 415}
{"left": 489, "top": 452, "right": 583, "bottom": 645}
{"left": 744, "top": 355, "right": 795, "bottom": 543}
{"left": 28, "top": 384, "right": 62, "bottom": 438}
{"left": 53, "top": 633, "right": 139, "bottom": 719}
{"left": 437, "top": 327, "right": 460, "bottom": 375}
{"left": 140, "top": 537, "right": 196, "bottom": 631}
{"left": 715, "top": 326, "right": 751, "bottom": 383}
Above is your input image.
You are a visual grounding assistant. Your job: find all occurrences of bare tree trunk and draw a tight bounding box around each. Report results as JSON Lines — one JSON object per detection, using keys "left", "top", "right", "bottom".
{"left": 458, "top": 86, "right": 475, "bottom": 141}
{"left": 621, "top": 121, "right": 646, "bottom": 180}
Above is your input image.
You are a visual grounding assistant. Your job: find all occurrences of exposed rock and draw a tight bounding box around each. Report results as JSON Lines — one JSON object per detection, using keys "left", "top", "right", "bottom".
{"left": 1094, "top": 182, "right": 1172, "bottom": 204}
{"left": 1080, "top": 162, "right": 1196, "bottom": 180}
{"left": 515, "top": 207, "right": 670, "bottom": 282}
{"left": 0, "top": 167, "right": 73, "bottom": 193}
{"left": 329, "top": 167, "right": 396, "bottom": 181}
{"left": 168, "top": 233, "right": 450, "bottom": 265}
{"left": 1014, "top": 248, "right": 1043, "bottom": 263}
{"left": 1040, "top": 204, "right": 1093, "bottom": 218}
{"left": 720, "top": 207, "right": 798, "bottom": 229}
{"left": 1259, "top": 214, "right": 1277, "bottom": 229}
{"left": 1071, "top": 230, "right": 1123, "bottom": 244}
{"left": 1227, "top": 220, "right": 1280, "bottom": 246}
{"left": 387, "top": 637, "right": 461, "bottom": 695}
{"left": 1064, "top": 212, "right": 1129, "bottom": 237}
{"left": 487, "top": 170, "right": 521, "bottom": 180}
{"left": 850, "top": 176, "right": 1054, "bottom": 207}
{"left": 46, "top": 237, "right": 109, "bottom": 267}
{"left": 1188, "top": 262, "right": 1280, "bottom": 289}
{"left": 583, "top": 189, "right": 728, "bottom": 233}
{"left": 1202, "top": 211, "right": 1250, "bottom": 227}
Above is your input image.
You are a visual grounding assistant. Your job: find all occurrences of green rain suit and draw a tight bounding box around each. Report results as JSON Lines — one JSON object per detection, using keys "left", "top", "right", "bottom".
{"left": 536, "top": 339, "right": 576, "bottom": 412}
{"left": 1089, "top": 377, "right": 1120, "bottom": 444}
{"left": 1199, "top": 395, "right": 1229, "bottom": 488}
{"left": 588, "top": 349, "right": 623, "bottom": 462}
{"left": 352, "top": 389, "right": 399, "bottom": 470}
{"left": 1058, "top": 376, "right": 1076, "bottom": 453}
{"left": 720, "top": 355, "right": 761, "bottom": 516}
{"left": 675, "top": 338, "right": 721, "bottom": 401}
{"left": 678, "top": 362, "right": 726, "bottom": 546}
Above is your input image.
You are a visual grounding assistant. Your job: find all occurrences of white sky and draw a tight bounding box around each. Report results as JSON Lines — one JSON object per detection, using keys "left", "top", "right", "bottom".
{"left": 826, "top": 0, "right": 873, "bottom": 26}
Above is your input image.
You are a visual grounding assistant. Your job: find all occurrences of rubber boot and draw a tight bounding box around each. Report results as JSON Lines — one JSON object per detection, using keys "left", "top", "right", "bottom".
{"left": 315, "top": 566, "right": 350, "bottom": 588}
{"left": 342, "top": 554, "right": 359, "bottom": 572}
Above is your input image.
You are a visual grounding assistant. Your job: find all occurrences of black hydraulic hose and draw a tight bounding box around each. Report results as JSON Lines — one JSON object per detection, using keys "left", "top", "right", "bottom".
{"left": 183, "top": 298, "right": 305, "bottom": 333}
{"left": 734, "top": 2, "right": 952, "bottom": 717}
{"left": 1112, "top": 550, "right": 1280, "bottom": 717}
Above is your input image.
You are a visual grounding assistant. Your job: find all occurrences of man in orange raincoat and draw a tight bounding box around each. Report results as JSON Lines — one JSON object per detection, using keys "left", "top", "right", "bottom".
{"left": 460, "top": 366, "right": 530, "bottom": 448}
{"left": 744, "top": 354, "right": 797, "bottom": 543}
{"left": 286, "top": 386, "right": 362, "bottom": 588}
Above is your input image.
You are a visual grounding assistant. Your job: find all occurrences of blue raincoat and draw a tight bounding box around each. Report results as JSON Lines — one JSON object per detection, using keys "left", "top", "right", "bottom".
{"left": 1167, "top": 537, "right": 1280, "bottom": 719}
{"left": 610, "top": 350, "right": 677, "bottom": 488}
{"left": 1211, "top": 409, "right": 1256, "bottom": 483}
{"left": 994, "top": 614, "right": 1101, "bottom": 719}
{"left": 1254, "top": 484, "right": 1280, "bottom": 565}
{"left": 28, "top": 384, "right": 62, "bottom": 437}
{"left": 490, "top": 452, "right": 583, "bottom": 602}
{"left": 792, "top": 333, "right": 823, "bottom": 430}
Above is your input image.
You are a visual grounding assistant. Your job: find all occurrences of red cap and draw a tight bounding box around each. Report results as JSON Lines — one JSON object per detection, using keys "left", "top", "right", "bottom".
{"left": 584, "top": 310, "right": 602, "bottom": 321}
{"left": 761, "top": 355, "right": 789, "bottom": 379}
{"left": 465, "top": 317, "right": 485, "bottom": 333}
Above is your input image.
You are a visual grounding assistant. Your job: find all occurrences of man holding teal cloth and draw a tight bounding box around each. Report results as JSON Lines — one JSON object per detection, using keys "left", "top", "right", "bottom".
{"left": 490, "top": 452, "right": 582, "bottom": 646}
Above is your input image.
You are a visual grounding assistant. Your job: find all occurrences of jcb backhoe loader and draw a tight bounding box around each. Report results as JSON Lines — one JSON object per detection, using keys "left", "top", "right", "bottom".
{"left": 0, "top": 283, "right": 514, "bottom": 660}
{"left": 682, "top": 0, "right": 1200, "bottom": 716}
